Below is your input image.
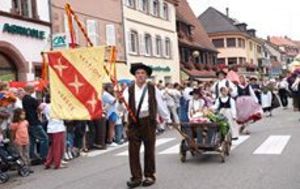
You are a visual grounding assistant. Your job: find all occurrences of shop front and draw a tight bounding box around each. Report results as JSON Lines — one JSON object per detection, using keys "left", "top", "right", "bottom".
{"left": 0, "top": 15, "right": 50, "bottom": 81}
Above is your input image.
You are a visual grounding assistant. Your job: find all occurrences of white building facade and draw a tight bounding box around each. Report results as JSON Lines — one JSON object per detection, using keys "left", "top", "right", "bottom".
{"left": 0, "top": 0, "right": 51, "bottom": 81}
{"left": 122, "top": 0, "right": 180, "bottom": 83}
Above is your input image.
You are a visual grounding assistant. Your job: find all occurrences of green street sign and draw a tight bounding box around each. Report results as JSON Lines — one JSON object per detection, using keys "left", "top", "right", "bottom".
{"left": 2, "top": 23, "right": 45, "bottom": 40}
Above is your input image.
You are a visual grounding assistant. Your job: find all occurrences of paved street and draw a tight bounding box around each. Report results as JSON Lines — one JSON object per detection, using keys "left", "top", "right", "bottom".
{"left": 3, "top": 107, "right": 300, "bottom": 189}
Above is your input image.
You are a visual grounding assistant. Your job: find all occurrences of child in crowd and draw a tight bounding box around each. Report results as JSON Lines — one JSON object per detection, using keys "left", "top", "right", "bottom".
{"left": 261, "top": 87, "right": 273, "bottom": 117}
{"left": 213, "top": 87, "right": 239, "bottom": 140}
{"left": 10, "top": 108, "right": 33, "bottom": 173}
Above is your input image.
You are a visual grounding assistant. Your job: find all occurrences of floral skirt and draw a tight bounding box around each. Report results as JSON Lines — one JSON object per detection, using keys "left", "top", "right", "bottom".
{"left": 236, "top": 96, "right": 263, "bottom": 124}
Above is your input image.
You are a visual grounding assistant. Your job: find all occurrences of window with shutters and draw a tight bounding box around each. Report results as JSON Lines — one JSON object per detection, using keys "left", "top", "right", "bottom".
{"left": 155, "top": 36, "right": 162, "bottom": 56}
{"left": 106, "top": 24, "right": 116, "bottom": 46}
{"left": 12, "top": 0, "right": 38, "bottom": 18}
{"left": 145, "top": 34, "right": 152, "bottom": 56}
{"left": 238, "top": 38, "right": 245, "bottom": 48}
{"left": 163, "top": 3, "right": 169, "bottom": 20}
{"left": 249, "top": 42, "right": 253, "bottom": 51}
{"left": 127, "top": 0, "right": 136, "bottom": 8}
{"left": 130, "top": 30, "right": 139, "bottom": 54}
{"left": 152, "top": 0, "right": 159, "bottom": 17}
{"left": 165, "top": 38, "right": 171, "bottom": 58}
{"left": 87, "top": 20, "right": 99, "bottom": 46}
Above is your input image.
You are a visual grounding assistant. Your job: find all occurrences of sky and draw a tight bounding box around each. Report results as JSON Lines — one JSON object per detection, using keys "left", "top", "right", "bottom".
{"left": 187, "top": 0, "right": 300, "bottom": 40}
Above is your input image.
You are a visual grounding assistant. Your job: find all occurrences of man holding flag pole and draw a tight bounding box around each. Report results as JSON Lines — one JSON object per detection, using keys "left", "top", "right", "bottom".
{"left": 118, "top": 63, "right": 170, "bottom": 188}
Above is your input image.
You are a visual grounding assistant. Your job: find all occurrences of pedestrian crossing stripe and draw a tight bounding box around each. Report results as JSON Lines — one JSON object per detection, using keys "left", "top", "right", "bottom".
{"left": 87, "top": 134, "right": 291, "bottom": 157}
{"left": 159, "top": 144, "right": 180, "bottom": 155}
{"left": 231, "top": 136, "right": 250, "bottom": 150}
{"left": 116, "top": 138, "right": 176, "bottom": 156}
{"left": 253, "top": 135, "right": 291, "bottom": 155}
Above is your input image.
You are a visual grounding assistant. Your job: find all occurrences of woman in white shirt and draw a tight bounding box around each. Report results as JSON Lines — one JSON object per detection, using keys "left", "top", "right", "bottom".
{"left": 42, "top": 96, "right": 66, "bottom": 169}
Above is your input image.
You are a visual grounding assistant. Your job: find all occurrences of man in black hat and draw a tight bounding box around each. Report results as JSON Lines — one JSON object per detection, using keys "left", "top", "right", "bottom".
{"left": 249, "top": 76, "right": 261, "bottom": 104}
{"left": 211, "top": 70, "right": 237, "bottom": 98}
{"left": 119, "top": 63, "right": 170, "bottom": 188}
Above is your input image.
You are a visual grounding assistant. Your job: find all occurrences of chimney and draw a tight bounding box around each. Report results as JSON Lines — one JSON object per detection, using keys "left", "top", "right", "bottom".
{"left": 226, "top": 7, "right": 229, "bottom": 17}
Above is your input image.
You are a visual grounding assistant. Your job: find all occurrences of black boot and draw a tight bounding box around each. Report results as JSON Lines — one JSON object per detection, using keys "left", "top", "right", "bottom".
{"left": 127, "top": 179, "right": 142, "bottom": 188}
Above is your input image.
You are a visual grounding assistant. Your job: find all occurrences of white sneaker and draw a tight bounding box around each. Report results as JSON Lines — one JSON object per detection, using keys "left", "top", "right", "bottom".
{"left": 61, "top": 160, "right": 69, "bottom": 165}
{"left": 68, "top": 151, "right": 73, "bottom": 159}
{"left": 108, "top": 142, "right": 118, "bottom": 147}
{"left": 64, "top": 153, "right": 70, "bottom": 161}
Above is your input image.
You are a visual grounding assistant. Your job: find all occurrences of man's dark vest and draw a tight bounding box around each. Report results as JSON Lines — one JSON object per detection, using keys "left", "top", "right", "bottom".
{"left": 128, "top": 82, "right": 157, "bottom": 126}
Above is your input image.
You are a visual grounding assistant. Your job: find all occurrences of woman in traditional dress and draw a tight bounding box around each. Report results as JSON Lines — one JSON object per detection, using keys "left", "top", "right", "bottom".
{"left": 236, "top": 75, "right": 262, "bottom": 135}
{"left": 213, "top": 87, "right": 239, "bottom": 140}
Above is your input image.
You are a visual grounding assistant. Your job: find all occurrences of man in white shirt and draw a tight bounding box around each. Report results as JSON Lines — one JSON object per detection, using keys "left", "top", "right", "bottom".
{"left": 211, "top": 70, "right": 237, "bottom": 98}
{"left": 183, "top": 82, "right": 193, "bottom": 101}
{"left": 277, "top": 76, "right": 289, "bottom": 108}
{"left": 120, "top": 63, "right": 170, "bottom": 188}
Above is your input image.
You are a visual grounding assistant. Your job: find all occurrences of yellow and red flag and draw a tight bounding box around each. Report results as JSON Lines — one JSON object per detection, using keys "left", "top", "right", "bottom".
{"left": 47, "top": 47, "right": 105, "bottom": 120}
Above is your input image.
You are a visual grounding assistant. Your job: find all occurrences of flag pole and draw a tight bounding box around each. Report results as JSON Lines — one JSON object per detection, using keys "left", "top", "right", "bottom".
{"left": 65, "top": 3, "right": 76, "bottom": 48}
{"left": 64, "top": 4, "right": 137, "bottom": 123}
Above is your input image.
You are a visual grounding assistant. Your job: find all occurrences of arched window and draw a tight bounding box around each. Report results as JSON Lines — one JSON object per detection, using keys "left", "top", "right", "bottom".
{"left": 141, "top": 0, "right": 149, "bottom": 13}
{"left": 163, "top": 3, "right": 169, "bottom": 20}
{"left": 129, "top": 30, "right": 139, "bottom": 54}
{"left": 152, "top": 0, "right": 159, "bottom": 17}
{"left": 0, "top": 53, "right": 17, "bottom": 81}
{"left": 144, "top": 34, "right": 152, "bottom": 56}
{"left": 165, "top": 38, "right": 171, "bottom": 58}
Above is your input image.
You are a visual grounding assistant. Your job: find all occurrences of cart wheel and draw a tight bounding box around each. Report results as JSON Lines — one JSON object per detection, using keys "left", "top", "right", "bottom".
{"left": 18, "top": 166, "right": 30, "bottom": 177}
{"left": 0, "top": 173, "right": 9, "bottom": 184}
{"left": 180, "top": 153, "right": 186, "bottom": 163}
{"left": 179, "top": 142, "right": 187, "bottom": 163}
{"left": 220, "top": 143, "right": 226, "bottom": 163}
{"left": 220, "top": 153, "right": 225, "bottom": 163}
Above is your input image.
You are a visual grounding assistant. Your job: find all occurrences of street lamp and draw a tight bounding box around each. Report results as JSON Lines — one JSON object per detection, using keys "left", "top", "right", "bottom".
{"left": 192, "top": 50, "right": 200, "bottom": 58}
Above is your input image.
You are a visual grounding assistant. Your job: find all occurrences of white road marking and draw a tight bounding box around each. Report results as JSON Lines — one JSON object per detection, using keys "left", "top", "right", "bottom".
{"left": 159, "top": 144, "right": 180, "bottom": 154}
{"left": 231, "top": 135, "right": 250, "bottom": 150}
{"left": 116, "top": 138, "right": 176, "bottom": 156}
{"left": 253, "top": 135, "right": 291, "bottom": 155}
{"left": 87, "top": 143, "right": 128, "bottom": 157}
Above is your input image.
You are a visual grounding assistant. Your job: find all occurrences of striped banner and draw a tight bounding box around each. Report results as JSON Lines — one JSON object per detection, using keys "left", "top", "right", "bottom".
{"left": 47, "top": 47, "right": 105, "bottom": 120}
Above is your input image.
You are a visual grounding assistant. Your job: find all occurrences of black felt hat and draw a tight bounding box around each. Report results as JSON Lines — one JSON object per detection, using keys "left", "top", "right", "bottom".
{"left": 130, "top": 63, "right": 152, "bottom": 76}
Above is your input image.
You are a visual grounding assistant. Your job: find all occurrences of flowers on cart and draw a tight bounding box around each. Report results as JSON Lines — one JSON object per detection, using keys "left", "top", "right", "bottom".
{"left": 203, "top": 110, "right": 230, "bottom": 138}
